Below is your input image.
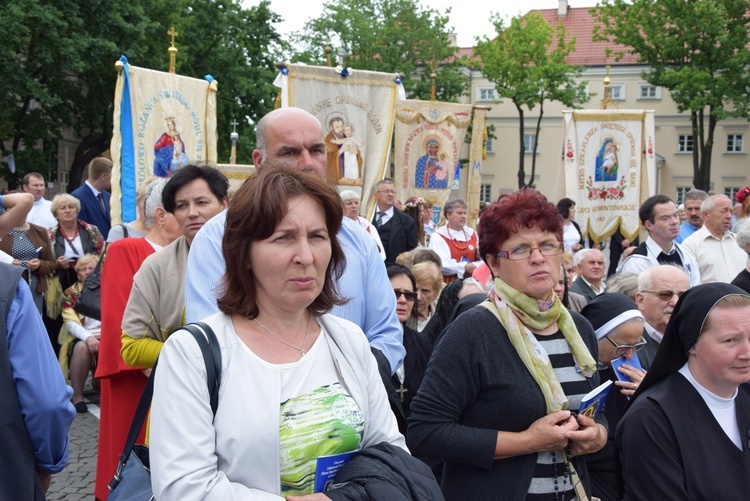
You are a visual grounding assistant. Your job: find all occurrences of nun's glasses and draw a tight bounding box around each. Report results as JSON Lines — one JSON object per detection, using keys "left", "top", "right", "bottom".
{"left": 605, "top": 336, "right": 647, "bottom": 356}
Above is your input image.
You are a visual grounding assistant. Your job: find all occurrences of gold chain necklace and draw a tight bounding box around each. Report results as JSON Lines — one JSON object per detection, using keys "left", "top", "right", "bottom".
{"left": 254, "top": 312, "right": 310, "bottom": 357}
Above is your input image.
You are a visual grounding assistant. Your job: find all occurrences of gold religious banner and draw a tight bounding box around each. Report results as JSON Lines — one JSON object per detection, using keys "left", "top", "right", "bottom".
{"left": 273, "top": 64, "right": 404, "bottom": 215}
{"left": 110, "top": 56, "right": 218, "bottom": 223}
{"left": 466, "top": 108, "right": 488, "bottom": 229}
{"left": 394, "top": 100, "right": 472, "bottom": 219}
{"left": 558, "top": 110, "right": 656, "bottom": 243}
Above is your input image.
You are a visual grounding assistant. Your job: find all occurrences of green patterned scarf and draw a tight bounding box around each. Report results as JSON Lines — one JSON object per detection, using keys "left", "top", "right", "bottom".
{"left": 482, "top": 277, "right": 597, "bottom": 413}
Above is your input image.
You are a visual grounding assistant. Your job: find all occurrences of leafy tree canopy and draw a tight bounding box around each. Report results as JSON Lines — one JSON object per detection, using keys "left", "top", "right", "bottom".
{"left": 1, "top": 0, "right": 282, "bottom": 189}
{"left": 593, "top": 0, "right": 750, "bottom": 190}
{"left": 290, "top": 0, "right": 468, "bottom": 102}
{"left": 474, "top": 11, "right": 589, "bottom": 188}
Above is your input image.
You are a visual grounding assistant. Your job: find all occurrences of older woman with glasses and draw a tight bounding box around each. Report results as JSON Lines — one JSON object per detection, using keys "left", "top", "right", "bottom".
{"left": 408, "top": 189, "right": 606, "bottom": 500}
{"left": 580, "top": 293, "right": 646, "bottom": 501}
{"left": 617, "top": 283, "right": 750, "bottom": 499}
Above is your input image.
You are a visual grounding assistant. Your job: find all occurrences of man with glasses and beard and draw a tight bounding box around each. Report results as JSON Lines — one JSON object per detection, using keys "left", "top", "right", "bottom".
{"left": 634, "top": 265, "right": 691, "bottom": 368}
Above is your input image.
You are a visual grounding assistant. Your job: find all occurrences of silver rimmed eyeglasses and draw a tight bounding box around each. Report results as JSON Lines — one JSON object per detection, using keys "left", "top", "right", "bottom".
{"left": 605, "top": 336, "right": 647, "bottom": 356}
{"left": 496, "top": 241, "right": 564, "bottom": 260}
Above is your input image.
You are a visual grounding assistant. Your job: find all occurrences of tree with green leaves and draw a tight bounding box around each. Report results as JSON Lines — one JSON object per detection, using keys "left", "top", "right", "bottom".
{"left": 174, "top": 0, "right": 283, "bottom": 164}
{"left": 593, "top": 0, "right": 750, "bottom": 192}
{"left": 291, "top": 0, "right": 468, "bottom": 102}
{"left": 1, "top": 0, "right": 282, "bottom": 190}
{"left": 474, "top": 12, "right": 589, "bottom": 189}
{"left": 0, "top": 0, "right": 178, "bottom": 189}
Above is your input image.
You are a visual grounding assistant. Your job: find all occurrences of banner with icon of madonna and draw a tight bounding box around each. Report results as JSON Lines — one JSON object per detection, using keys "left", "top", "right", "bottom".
{"left": 393, "top": 100, "right": 473, "bottom": 220}
{"left": 274, "top": 63, "right": 405, "bottom": 217}
{"left": 110, "top": 55, "right": 218, "bottom": 224}
{"left": 559, "top": 110, "right": 656, "bottom": 244}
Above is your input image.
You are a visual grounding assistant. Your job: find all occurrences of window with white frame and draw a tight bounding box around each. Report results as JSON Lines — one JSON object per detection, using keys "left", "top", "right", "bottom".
{"left": 638, "top": 84, "right": 659, "bottom": 99}
{"left": 675, "top": 187, "right": 691, "bottom": 205}
{"left": 725, "top": 187, "right": 741, "bottom": 200}
{"left": 480, "top": 184, "right": 493, "bottom": 203}
{"left": 485, "top": 136, "right": 493, "bottom": 153}
{"left": 677, "top": 134, "right": 694, "bottom": 153}
{"left": 478, "top": 88, "right": 496, "bottom": 102}
{"left": 727, "top": 134, "right": 744, "bottom": 153}
{"left": 523, "top": 134, "right": 536, "bottom": 153}
{"left": 608, "top": 84, "right": 625, "bottom": 100}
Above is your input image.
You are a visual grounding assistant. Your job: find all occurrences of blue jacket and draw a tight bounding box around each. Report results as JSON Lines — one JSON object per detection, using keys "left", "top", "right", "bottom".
{"left": 71, "top": 182, "right": 111, "bottom": 239}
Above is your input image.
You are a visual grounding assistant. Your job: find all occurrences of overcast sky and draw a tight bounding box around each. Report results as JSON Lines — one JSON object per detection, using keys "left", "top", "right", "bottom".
{"left": 245, "top": 0, "right": 600, "bottom": 47}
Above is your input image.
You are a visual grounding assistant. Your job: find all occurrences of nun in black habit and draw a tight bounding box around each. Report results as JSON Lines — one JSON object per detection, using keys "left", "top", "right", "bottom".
{"left": 615, "top": 283, "right": 750, "bottom": 500}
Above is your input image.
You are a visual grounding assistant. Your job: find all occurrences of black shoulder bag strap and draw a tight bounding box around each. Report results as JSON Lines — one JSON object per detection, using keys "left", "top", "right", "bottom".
{"left": 180, "top": 322, "right": 222, "bottom": 415}
{"left": 108, "top": 322, "right": 222, "bottom": 491}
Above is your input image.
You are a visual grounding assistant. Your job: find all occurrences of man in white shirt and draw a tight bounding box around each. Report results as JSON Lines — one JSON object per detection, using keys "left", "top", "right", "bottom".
{"left": 681, "top": 194, "right": 747, "bottom": 283}
{"left": 619, "top": 194, "right": 700, "bottom": 285}
{"left": 21, "top": 172, "right": 57, "bottom": 230}
{"left": 635, "top": 265, "right": 691, "bottom": 369}
{"left": 427, "top": 198, "right": 481, "bottom": 282}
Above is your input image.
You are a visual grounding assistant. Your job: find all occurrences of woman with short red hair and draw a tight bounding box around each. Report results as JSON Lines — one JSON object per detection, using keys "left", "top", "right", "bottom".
{"left": 409, "top": 189, "right": 606, "bottom": 500}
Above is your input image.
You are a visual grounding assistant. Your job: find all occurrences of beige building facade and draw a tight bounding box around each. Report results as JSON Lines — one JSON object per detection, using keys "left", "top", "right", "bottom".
{"left": 464, "top": 2, "right": 748, "bottom": 208}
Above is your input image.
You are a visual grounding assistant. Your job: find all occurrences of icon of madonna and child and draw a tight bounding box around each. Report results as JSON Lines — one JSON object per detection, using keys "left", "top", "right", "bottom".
{"left": 594, "top": 136, "right": 619, "bottom": 182}
{"left": 153, "top": 117, "right": 189, "bottom": 177}
{"left": 414, "top": 136, "right": 451, "bottom": 189}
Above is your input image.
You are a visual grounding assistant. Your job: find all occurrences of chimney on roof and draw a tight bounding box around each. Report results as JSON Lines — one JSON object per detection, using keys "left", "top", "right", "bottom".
{"left": 558, "top": 0, "right": 568, "bottom": 18}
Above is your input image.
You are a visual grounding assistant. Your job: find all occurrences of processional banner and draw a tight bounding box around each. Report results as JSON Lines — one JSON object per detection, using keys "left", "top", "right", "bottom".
{"left": 110, "top": 55, "right": 218, "bottom": 223}
{"left": 393, "top": 100, "right": 473, "bottom": 221}
{"left": 559, "top": 110, "right": 656, "bottom": 243}
{"left": 465, "top": 108, "right": 487, "bottom": 229}
{"left": 274, "top": 64, "right": 405, "bottom": 216}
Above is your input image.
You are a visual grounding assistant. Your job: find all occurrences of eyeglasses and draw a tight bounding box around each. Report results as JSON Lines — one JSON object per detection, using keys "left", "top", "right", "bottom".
{"left": 393, "top": 289, "right": 417, "bottom": 302}
{"left": 378, "top": 189, "right": 396, "bottom": 195}
{"left": 642, "top": 290, "right": 686, "bottom": 301}
{"left": 496, "top": 241, "right": 564, "bottom": 260}
{"left": 605, "top": 336, "right": 647, "bottom": 356}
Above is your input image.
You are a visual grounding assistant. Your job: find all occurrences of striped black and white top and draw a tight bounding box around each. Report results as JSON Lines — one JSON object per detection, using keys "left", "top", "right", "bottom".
{"left": 526, "top": 330, "right": 591, "bottom": 501}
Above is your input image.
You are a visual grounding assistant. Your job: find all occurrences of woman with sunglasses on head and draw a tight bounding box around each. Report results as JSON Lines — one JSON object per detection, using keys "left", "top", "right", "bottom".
{"left": 387, "top": 265, "right": 431, "bottom": 420}
{"left": 580, "top": 293, "right": 646, "bottom": 501}
{"left": 617, "top": 283, "right": 750, "bottom": 499}
{"left": 408, "top": 189, "right": 605, "bottom": 500}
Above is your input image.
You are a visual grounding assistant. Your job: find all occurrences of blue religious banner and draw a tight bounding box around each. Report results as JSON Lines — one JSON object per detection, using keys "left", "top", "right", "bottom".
{"left": 393, "top": 100, "right": 472, "bottom": 216}
{"left": 110, "top": 56, "right": 218, "bottom": 223}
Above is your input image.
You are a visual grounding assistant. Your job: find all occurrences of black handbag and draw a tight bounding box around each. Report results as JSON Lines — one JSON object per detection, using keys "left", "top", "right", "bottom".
{"left": 108, "top": 322, "right": 222, "bottom": 501}
{"left": 73, "top": 252, "right": 103, "bottom": 320}
{"left": 74, "top": 224, "right": 128, "bottom": 320}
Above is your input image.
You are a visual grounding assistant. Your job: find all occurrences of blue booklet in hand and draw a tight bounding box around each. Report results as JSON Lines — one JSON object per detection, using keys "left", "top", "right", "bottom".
{"left": 579, "top": 380, "right": 613, "bottom": 419}
{"left": 611, "top": 355, "right": 643, "bottom": 384}
{"left": 314, "top": 451, "right": 356, "bottom": 493}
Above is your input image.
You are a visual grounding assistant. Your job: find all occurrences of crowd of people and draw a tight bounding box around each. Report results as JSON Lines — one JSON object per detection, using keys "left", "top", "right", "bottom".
{"left": 2, "top": 105, "right": 750, "bottom": 500}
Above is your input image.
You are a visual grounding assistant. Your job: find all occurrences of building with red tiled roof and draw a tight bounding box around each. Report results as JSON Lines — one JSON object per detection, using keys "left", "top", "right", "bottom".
{"left": 462, "top": 0, "right": 748, "bottom": 222}
{"left": 535, "top": 3, "right": 639, "bottom": 66}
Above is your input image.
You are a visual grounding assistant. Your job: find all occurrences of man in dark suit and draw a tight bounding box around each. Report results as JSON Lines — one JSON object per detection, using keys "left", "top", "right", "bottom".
{"left": 372, "top": 178, "right": 418, "bottom": 265}
{"left": 71, "top": 157, "right": 112, "bottom": 239}
{"left": 570, "top": 248, "right": 606, "bottom": 303}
